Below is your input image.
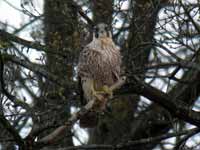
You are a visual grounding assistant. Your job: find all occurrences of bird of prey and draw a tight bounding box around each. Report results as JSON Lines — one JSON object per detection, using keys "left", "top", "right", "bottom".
{"left": 77, "top": 23, "right": 122, "bottom": 127}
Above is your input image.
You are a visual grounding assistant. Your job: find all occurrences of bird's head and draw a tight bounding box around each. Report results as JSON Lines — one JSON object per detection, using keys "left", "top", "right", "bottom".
{"left": 93, "top": 23, "right": 112, "bottom": 39}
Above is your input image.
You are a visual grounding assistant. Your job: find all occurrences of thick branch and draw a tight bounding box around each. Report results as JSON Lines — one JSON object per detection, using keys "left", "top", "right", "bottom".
{"left": 0, "top": 115, "right": 24, "bottom": 148}
{"left": 33, "top": 77, "right": 126, "bottom": 147}
{"left": 38, "top": 128, "right": 199, "bottom": 150}
{"left": 122, "top": 76, "right": 200, "bottom": 127}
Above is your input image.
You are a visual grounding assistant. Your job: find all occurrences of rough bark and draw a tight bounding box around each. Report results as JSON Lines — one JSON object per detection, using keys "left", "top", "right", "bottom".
{"left": 91, "top": 0, "right": 113, "bottom": 25}
{"left": 34, "top": 0, "right": 79, "bottom": 147}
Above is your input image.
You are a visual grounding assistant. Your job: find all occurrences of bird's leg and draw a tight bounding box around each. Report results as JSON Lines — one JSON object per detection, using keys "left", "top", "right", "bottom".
{"left": 90, "top": 80, "right": 104, "bottom": 101}
{"left": 92, "top": 84, "right": 113, "bottom": 98}
{"left": 90, "top": 80, "right": 113, "bottom": 101}
{"left": 90, "top": 80, "right": 113, "bottom": 110}
{"left": 101, "top": 85, "right": 113, "bottom": 99}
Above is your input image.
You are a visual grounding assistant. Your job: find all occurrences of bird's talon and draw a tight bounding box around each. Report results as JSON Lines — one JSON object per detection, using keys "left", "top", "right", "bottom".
{"left": 92, "top": 91, "right": 103, "bottom": 100}
{"left": 102, "top": 85, "right": 113, "bottom": 99}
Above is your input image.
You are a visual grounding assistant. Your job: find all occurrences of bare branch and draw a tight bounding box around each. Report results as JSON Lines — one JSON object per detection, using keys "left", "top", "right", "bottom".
{"left": 38, "top": 128, "right": 199, "bottom": 150}
{"left": 0, "top": 29, "right": 68, "bottom": 57}
{"left": 34, "top": 77, "right": 126, "bottom": 147}
{"left": 122, "top": 76, "right": 200, "bottom": 127}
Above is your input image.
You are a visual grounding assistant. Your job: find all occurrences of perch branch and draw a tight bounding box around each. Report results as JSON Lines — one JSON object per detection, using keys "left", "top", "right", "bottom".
{"left": 34, "top": 77, "right": 126, "bottom": 147}
{"left": 36, "top": 128, "right": 199, "bottom": 150}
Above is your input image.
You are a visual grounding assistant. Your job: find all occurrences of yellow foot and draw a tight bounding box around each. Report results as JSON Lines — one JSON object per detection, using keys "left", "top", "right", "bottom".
{"left": 91, "top": 86, "right": 113, "bottom": 100}
{"left": 102, "top": 85, "right": 113, "bottom": 99}
{"left": 91, "top": 87, "right": 113, "bottom": 110}
{"left": 92, "top": 90, "right": 104, "bottom": 101}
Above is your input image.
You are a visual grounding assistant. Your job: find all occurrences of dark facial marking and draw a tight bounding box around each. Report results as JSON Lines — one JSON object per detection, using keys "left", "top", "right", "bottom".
{"left": 106, "top": 26, "right": 110, "bottom": 37}
{"left": 94, "top": 26, "right": 99, "bottom": 38}
{"left": 95, "top": 32, "right": 99, "bottom": 38}
{"left": 104, "top": 25, "right": 110, "bottom": 37}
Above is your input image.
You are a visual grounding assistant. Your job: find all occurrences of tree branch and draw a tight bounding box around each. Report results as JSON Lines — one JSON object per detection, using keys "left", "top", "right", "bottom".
{"left": 122, "top": 76, "right": 200, "bottom": 127}
{"left": 71, "top": 1, "right": 94, "bottom": 27}
{"left": 37, "top": 128, "right": 199, "bottom": 150}
{"left": 0, "top": 52, "right": 25, "bottom": 148}
{"left": 33, "top": 77, "right": 126, "bottom": 147}
{"left": 0, "top": 29, "right": 68, "bottom": 57}
{"left": 1, "top": 53, "right": 62, "bottom": 86}
{"left": 0, "top": 114, "right": 25, "bottom": 148}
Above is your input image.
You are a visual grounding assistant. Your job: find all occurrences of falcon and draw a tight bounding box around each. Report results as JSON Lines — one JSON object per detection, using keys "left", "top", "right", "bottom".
{"left": 77, "top": 23, "right": 122, "bottom": 127}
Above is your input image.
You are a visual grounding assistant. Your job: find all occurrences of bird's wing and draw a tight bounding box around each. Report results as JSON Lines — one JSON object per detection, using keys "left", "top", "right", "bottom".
{"left": 77, "top": 45, "right": 102, "bottom": 103}
{"left": 77, "top": 45, "right": 102, "bottom": 80}
{"left": 107, "top": 46, "right": 122, "bottom": 83}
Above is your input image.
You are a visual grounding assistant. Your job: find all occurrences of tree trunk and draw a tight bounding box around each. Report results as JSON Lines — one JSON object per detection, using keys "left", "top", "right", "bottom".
{"left": 34, "top": 0, "right": 79, "bottom": 147}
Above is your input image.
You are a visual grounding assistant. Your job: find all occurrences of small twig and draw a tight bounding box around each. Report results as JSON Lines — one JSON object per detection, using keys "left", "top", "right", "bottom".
{"left": 71, "top": 1, "right": 94, "bottom": 27}
{"left": 35, "top": 77, "right": 126, "bottom": 146}
{"left": 38, "top": 125, "right": 68, "bottom": 145}
{"left": 2, "top": 53, "right": 62, "bottom": 86}
{"left": 174, "top": 128, "right": 200, "bottom": 150}
{"left": 0, "top": 29, "right": 68, "bottom": 58}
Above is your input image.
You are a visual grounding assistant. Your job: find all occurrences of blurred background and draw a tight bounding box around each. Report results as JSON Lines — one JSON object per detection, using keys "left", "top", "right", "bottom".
{"left": 0, "top": 0, "right": 200, "bottom": 149}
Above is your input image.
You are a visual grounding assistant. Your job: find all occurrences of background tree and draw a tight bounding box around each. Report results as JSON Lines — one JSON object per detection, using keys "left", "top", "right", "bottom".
{"left": 0, "top": 0, "right": 200, "bottom": 150}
